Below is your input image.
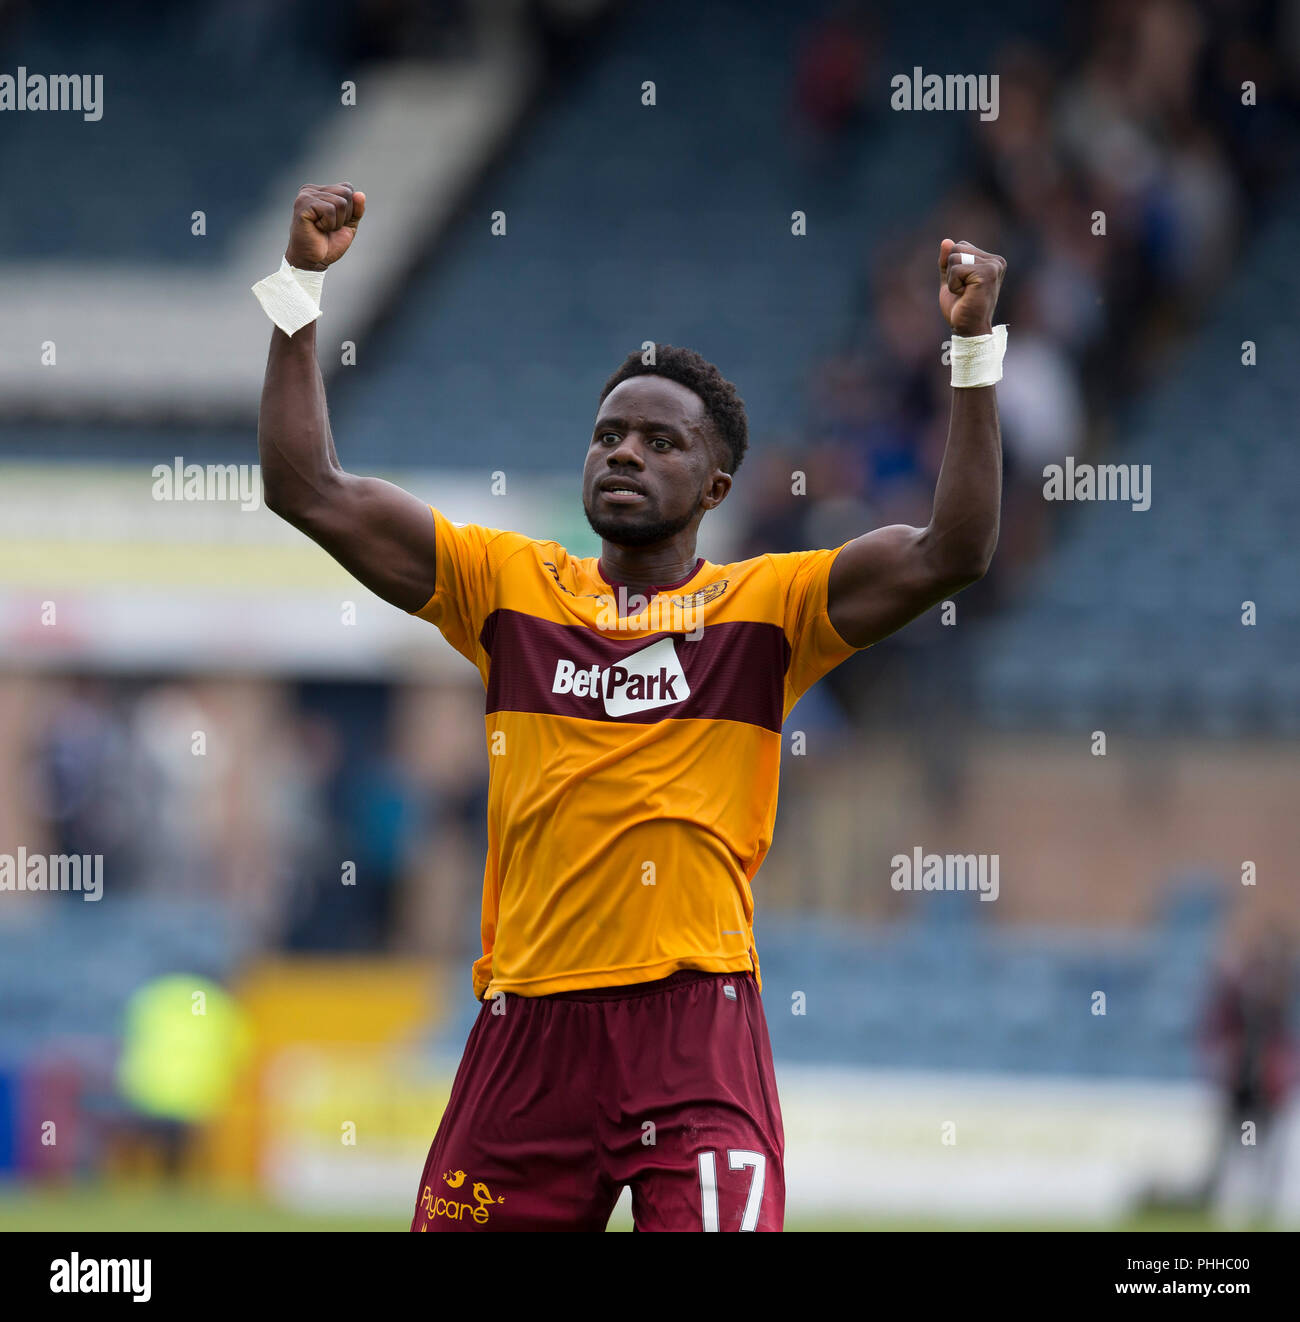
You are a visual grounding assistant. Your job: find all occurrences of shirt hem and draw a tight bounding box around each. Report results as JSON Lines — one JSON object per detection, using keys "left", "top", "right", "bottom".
{"left": 479, "top": 952, "right": 756, "bottom": 1000}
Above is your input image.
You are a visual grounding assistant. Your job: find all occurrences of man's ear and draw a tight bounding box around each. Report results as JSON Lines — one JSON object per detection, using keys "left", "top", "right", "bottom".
{"left": 704, "top": 469, "right": 732, "bottom": 510}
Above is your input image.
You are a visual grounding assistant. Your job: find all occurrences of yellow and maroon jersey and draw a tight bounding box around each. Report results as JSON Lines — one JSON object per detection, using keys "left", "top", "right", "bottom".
{"left": 413, "top": 507, "right": 860, "bottom": 999}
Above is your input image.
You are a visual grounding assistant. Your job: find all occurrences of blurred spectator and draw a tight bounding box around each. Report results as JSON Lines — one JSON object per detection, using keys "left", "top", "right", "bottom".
{"left": 31, "top": 681, "right": 136, "bottom": 879}
{"left": 271, "top": 713, "right": 349, "bottom": 950}
{"left": 130, "top": 685, "right": 227, "bottom": 900}
{"left": 793, "top": 3, "right": 877, "bottom": 150}
{"left": 340, "top": 747, "right": 418, "bottom": 942}
{"left": 1197, "top": 922, "right": 1295, "bottom": 1220}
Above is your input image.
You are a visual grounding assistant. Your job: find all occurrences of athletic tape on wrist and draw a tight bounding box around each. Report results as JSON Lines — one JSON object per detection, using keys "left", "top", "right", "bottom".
{"left": 950, "top": 323, "right": 1008, "bottom": 388}
{"left": 251, "top": 257, "right": 326, "bottom": 336}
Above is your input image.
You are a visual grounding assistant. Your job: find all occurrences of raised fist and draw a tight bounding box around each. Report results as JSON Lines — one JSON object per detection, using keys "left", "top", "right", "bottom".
{"left": 938, "top": 239, "right": 1006, "bottom": 338}
{"left": 286, "top": 183, "right": 366, "bottom": 272}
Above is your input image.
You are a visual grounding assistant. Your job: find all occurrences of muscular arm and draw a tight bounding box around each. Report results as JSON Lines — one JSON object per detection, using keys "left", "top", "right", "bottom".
{"left": 827, "top": 239, "right": 1005, "bottom": 648}
{"left": 256, "top": 183, "right": 438, "bottom": 613}
{"left": 259, "top": 321, "right": 438, "bottom": 612}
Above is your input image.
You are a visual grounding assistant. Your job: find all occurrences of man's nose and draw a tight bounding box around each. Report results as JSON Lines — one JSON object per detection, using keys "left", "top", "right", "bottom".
{"left": 606, "top": 434, "right": 646, "bottom": 466}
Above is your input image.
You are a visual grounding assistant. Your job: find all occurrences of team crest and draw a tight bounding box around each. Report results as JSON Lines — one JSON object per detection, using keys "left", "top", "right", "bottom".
{"left": 671, "top": 580, "right": 728, "bottom": 609}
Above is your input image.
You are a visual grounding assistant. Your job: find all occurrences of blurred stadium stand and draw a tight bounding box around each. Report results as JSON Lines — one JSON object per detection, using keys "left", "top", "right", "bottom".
{"left": 330, "top": 0, "right": 997, "bottom": 464}
{"left": 0, "top": 0, "right": 536, "bottom": 418}
{"left": 3, "top": 3, "right": 347, "bottom": 266}
{"left": 975, "top": 184, "right": 1300, "bottom": 734}
{"left": 423, "top": 877, "right": 1232, "bottom": 1081}
{"left": 0, "top": 897, "right": 247, "bottom": 1064}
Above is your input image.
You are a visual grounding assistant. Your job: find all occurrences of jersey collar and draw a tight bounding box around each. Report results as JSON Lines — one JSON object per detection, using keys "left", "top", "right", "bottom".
{"left": 596, "top": 556, "right": 707, "bottom": 597}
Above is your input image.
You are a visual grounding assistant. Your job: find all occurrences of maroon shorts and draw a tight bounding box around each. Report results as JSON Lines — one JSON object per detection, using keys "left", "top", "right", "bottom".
{"left": 410, "top": 969, "right": 784, "bottom": 1232}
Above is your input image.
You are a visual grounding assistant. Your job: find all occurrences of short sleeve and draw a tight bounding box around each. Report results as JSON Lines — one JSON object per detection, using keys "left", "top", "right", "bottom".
{"left": 410, "top": 508, "right": 526, "bottom": 663}
{"left": 767, "top": 544, "right": 860, "bottom": 718}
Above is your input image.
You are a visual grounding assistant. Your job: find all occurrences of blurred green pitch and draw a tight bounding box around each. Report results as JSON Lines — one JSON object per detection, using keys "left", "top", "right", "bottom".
{"left": 0, "top": 1183, "right": 1226, "bottom": 1232}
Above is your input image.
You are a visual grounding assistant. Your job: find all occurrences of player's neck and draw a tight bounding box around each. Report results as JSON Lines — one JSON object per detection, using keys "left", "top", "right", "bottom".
{"left": 598, "top": 542, "right": 702, "bottom": 597}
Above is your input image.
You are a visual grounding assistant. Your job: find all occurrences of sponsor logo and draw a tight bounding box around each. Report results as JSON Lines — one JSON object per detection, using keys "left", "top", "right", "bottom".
{"left": 551, "top": 636, "right": 690, "bottom": 717}
{"left": 418, "top": 1170, "right": 506, "bottom": 1229}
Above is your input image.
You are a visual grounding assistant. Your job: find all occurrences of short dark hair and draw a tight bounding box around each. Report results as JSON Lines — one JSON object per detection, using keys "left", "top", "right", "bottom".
{"left": 600, "top": 345, "right": 749, "bottom": 475}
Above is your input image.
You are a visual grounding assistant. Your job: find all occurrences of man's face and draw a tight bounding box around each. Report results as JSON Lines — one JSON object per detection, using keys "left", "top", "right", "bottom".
{"left": 582, "top": 375, "right": 730, "bottom": 547}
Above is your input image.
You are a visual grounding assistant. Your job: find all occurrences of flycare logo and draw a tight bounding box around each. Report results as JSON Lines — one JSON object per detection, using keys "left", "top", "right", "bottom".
{"left": 0, "top": 68, "right": 103, "bottom": 120}
{"left": 552, "top": 636, "right": 690, "bottom": 718}
{"left": 50, "top": 1253, "right": 151, "bottom": 1302}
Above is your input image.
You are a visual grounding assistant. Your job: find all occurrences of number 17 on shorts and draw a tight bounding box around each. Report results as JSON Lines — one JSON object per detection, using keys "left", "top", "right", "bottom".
{"left": 698, "top": 1150, "right": 767, "bottom": 1232}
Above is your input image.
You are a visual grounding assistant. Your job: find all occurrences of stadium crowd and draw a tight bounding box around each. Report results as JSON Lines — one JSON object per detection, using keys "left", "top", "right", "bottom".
{"left": 740, "top": 0, "right": 1295, "bottom": 611}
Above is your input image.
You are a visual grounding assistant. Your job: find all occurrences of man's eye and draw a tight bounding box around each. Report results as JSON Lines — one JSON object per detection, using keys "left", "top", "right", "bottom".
{"left": 599, "top": 433, "right": 619, "bottom": 444}
{"left": 651, "top": 437, "right": 671, "bottom": 449}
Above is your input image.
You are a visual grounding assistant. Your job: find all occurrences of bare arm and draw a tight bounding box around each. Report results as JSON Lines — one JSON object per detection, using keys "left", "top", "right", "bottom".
{"left": 828, "top": 239, "right": 1005, "bottom": 648}
{"left": 257, "top": 183, "right": 439, "bottom": 613}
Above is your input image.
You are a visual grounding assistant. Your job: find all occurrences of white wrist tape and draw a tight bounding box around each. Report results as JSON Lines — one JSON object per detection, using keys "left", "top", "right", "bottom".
{"left": 251, "top": 257, "right": 326, "bottom": 336}
{"left": 950, "top": 323, "right": 1008, "bottom": 388}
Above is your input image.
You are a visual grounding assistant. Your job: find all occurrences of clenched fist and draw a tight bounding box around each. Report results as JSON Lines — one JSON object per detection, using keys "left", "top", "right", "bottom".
{"left": 286, "top": 183, "right": 366, "bottom": 272}
{"left": 939, "top": 238, "right": 1006, "bottom": 338}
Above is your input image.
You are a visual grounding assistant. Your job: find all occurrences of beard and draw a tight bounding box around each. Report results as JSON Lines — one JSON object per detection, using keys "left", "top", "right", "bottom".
{"left": 583, "top": 494, "right": 697, "bottom": 547}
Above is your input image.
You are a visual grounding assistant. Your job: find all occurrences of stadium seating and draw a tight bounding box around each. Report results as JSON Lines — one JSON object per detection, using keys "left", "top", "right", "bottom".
{"left": 419, "top": 875, "right": 1294, "bottom": 1081}
{"left": 0, "top": 4, "right": 346, "bottom": 267}
{"left": 974, "top": 188, "right": 1300, "bottom": 733}
{"left": 0, "top": 884, "right": 1231, "bottom": 1087}
{"left": 0, "top": 897, "right": 246, "bottom": 1067}
{"left": 329, "top": 0, "right": 1048, "bottom": 467}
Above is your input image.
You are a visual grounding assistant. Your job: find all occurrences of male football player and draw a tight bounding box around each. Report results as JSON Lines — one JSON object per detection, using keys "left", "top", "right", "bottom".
{"left": 255, "top": 183, "right": 1005, "bottom": 1231}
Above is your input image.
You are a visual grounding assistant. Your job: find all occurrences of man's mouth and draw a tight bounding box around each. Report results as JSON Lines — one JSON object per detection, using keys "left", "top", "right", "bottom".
{"left": 599, "top": 480, "right": 648, "bottom": 505}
